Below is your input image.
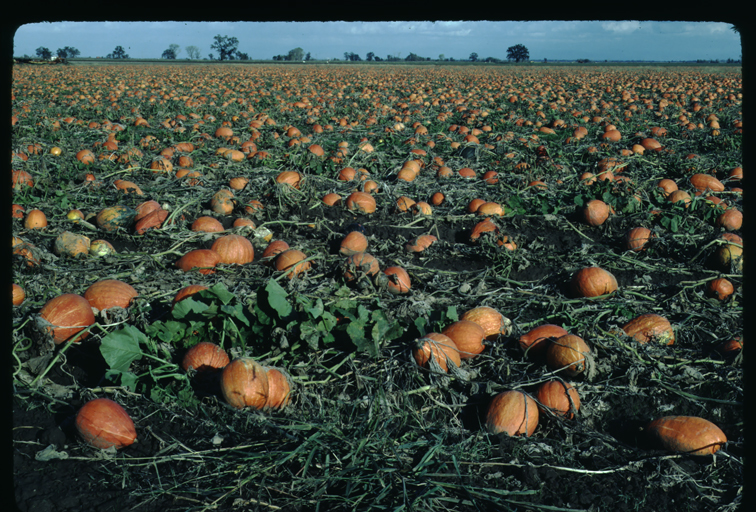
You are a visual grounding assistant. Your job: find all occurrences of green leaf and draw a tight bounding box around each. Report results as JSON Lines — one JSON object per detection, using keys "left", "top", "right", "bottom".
{"left": 207, "top": 282, "right": 235, "bottom": 305}
{"left": 146, "top": 320, "right": 186, "bottom": 344}
{"left": 265, "top": 279, "right": 292, "bottom": 318}
{"left": 221, "top": 303, "right": 250, "bottom": 326}
{"left": 446, "top": 305, "right": 459, "bottom": 322}
{"left": 414, "top": 316, "right": 427, "bottom": 336}
{"left": 104, "top": 369, "right": 138, "bottom": 391}
{"left": 100, "top": 324, "right": 145, "bottom": 372}
{"left": 172, "top": 297, "right": 209, "bottom": 319}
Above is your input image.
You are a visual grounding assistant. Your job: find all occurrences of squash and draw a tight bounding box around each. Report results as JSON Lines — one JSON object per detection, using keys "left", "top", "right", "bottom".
{"left": 220, "top": 357, "right": 269, "bottom": 410}
{"left": 83, "top": 279, "right": 138, "bottom": 312}
{"left": 621, "top": 313, "right": 675, "bottom": 345}
{"left": 96, "top": 205, "right": 137, "bottom": 232}
{"left": 460, "top": 306, "right": 511, "bottom": 341}
{"left": 264, "top": 367, "right": 292, "bottom": 409}
{"left": 646, "top": 416, "right": 726, "bottom": 455}
{"left": 274, "top": 249, "right": 311, "bottom": 279}
{"left": 53, "top": 231, "right": 91, "bottom": 258}
{"left": 175, "top": 249, "right": 220, "bottom": 275}
{"left": 441, "top": 320, "right": 486, "bottom": 359}
{"left": 182, "top": 342, "right": 230, "bottom": 372}
{"left": 546, "top": 334, "right": 590, "bottom": 377}
{"left": 75, "top": 398, "right": 137, "bottom": 450}
{"left": 485, "top": 390, "right": 539, "bottom": 437}
{"left": 535, "top": 380, "right": 580, "bottom": 419}
{"left": 570, "top": 267, "right": 618, "bottom": 298}
{"left": 412, "top": 332, "right": 461, "bottom": 373}
{"left": 211, "top": 234, "right": 254, "bottom": 265}
{"left": 518, "top": 324, "right": 569, "bottom": 358}
{"left": 38, "top": 293, "right": 96, "bottom": 344}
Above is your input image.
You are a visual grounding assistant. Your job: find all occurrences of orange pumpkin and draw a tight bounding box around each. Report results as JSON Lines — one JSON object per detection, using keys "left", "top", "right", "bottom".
{"left": 545, "top": 334, "right": 590, "bottom": 377}
{"left": 535, "top": 380, "right": 580, "bottom": 419}
{"left": 570, "top": 267, "right": 618, "bottom": 298}
{"left": 274, "top": 249, "right": 311, "bottom": 279}
{"left": 220, "top": 358, "right": 269, "bottom": 410}
{"left": 345, "top": 192, "right": 376, "bottom": 214}
{"left": 518, "top": 324, "right": 569, "bottom": 358}
{"left": 39, "top": 293, "right": 96, "bottom": 344}
{"left": 383, "top": 266, "right": 412, "bottom": 295}
{"left": 264, "top": 367, "right": 292, "bottom": 409}
{"left": 182, "top": 342, "right": 230, "bottom": 372}
{"left": 646, "top": 416, "right": 726, "bottom": 455}
{"left": 211, "top": 234, "right": 254, "bottom": 265}
{"left": 485, "top": 390, "right": 539, "bottom": 437}
{"left": 460, "top": 306, "right": 511, "bottom": 341}
{"left": 84, "top": 279, "right": 138, "bottom": 311}
{"left": 621, "top": 313, "right": 675, "bottom": 345}
{"left": 412, "top": 332, "right": 461, "bottom": 373}
{"left": 441, "top": 320, "right": 486, "bottom": 359}
{"left": 175, "top": 249, "right": 220, "bottom": 275}
{"left": 75, "top": 398, "right": 137, "bottom": 450}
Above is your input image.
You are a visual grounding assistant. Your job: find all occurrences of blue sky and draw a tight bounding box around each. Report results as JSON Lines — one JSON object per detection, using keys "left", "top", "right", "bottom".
{"left": 12, "top": 21, "right": 741, "bottom": 62}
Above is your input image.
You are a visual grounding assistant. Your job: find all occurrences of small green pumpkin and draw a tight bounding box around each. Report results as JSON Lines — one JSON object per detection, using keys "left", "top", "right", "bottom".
{"left": 96, "top": 205, "right": 137, "bottom": 232}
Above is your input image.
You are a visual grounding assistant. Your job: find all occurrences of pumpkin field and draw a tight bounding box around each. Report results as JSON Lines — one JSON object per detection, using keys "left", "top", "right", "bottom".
{"left": 11, "top": 62, "right": 743, "bottom": 512}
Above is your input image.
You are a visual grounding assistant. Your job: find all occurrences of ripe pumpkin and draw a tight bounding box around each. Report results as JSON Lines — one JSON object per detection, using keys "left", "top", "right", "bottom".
{"left": 624, "top": 227, "right": 653, "bottom": 252}
{"left": 275, "top": 170, "right": 302, "bottom": 189}
{"left": 182, "top": 342, "right": 230, "bottom": 372}
{"left": 690, "top": 173, "right": 725, "bottom": 193}
{"left": 343, "top": 252, "right": 380, "bottom": 282}
{"left": 264, "top": 367, "right": 292, "bottom": 409}
{"left": 340, "top": 231, "right": 369, "bottom": 256}
{"left": 211, "top": 234, "right": 254, "bottom": 265}
{"left": 262, "top": 240, "right": 290, "bottom": 261}
{"left": 24, "top": 209, "right": 47, "bottom": 230}
{"left": 175, "top": 249, "right": 220, "bottom": 275}
{"left": 84, "top": 279, "right": 138, "bottom": 312}
{"left": 546, "top": 334, "right": 590, "bottom": 377}
{"left": 518, "top": 324, "right": 569, "bottom": 358}
{"left": 275, "top": 249, "right": 311, "bottom": 279}
{"left": 383, "top": 266, "right": 412, "bottom": 295}
{"left": 53, "top": 231, "right": 91, "bottom": 258}
{"left": 75, "top": 398, "right": 137, "bottom": 450}
{"left": 485, "top": 390, "right": 539, "bottom": 437}
{"left": 191, "top": 216, "right": 225, "bottom": 233}
{"left": 89, "top": 239, "right": 116, "bottom": 257}
{"left": 12, "top": 283, "right": 25, "bottom": 306}
{"left": 713, "top": 234, "right": 742, "bottom": 272}
{"left": 621, "top": 313, "right": 675, "bottom": 345}
{"left": 442, "top": 320, "right": 486, "bottom": 358}
{"left": 322, "top": 192, "right": 342, "bottom": 206}
{"left": 570, "top": 267, "right": 618, "bottom": 298}
{"left": 715, "top": 209, "right": 742, "bottom": 231}
{"left": 38, "top": 293, "right": 96, "bottom": 344}
{"left": 706, "top": 278, "right": 734, "bottom": 300}
{"left": 134, "top": 209, "right": 169, "bottom": 235}
{"left": 96, "top": 205, "right": 137, "bottom": 232}
{"left": 12, "top": 169, "right": 34, "bottom": 190}
{"left": 412, "top": 332, "right": 461, "bottom": 373}
{"left": 460, "top": 306, "right": 511, "bottom": 341}
{"left": 210, "top": 189, "right": 235, "bottom": 215}
{"left": 406, "top": 234, "right": 438, "bottom": 253}
{"left": 134, "top": 200, "right": 162, "bottom": 223}
{"left": 582, "top": 199, "right": 610, "bottom": 226}
{"left": 172, "top": 284, "right": 209, "bottom": 309}
{"left": 113, "top": 179, "right": 144, "bottom": 196}
{"left": 220, "top": 357, "right": 269, "bottom": 410}
{"left": 535, "top": 380, "right": 580, "bottom": 419}
{"left": 345, "top": 192, "right": 376, "bottom": 214}
{"left": 646, "top": 416, "right": 726, "bottom": 455}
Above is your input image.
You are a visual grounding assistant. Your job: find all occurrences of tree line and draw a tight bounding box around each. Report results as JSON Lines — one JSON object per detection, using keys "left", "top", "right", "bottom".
{"left": 32, "top": 37, "right": 531, "bottom": 63}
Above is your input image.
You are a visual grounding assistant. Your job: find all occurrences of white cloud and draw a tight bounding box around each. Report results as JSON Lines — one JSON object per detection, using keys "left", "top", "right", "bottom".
{"left": 601, "top": 21, "right": 641, "bottom": 34}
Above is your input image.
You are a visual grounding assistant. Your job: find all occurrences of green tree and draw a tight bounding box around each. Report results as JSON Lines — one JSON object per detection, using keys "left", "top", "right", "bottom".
{"left": 366, "top": 52, "right": 375, "bottom": 61}
{"left": 438, "top": 54, "right": 445, "bottom": 61}
{"left": 506, "top": 44, "right": 529, "bottom": 63}
{"left": 107, "top": 46, "right": 129, "bottom": 59}
{"left": 287, "top": 47, "right": 305, "bottom": 61}
{"left": 469, "top": 52, "right": 478, "bottom": 62}
{"left": 185, "top": 45, "right": 201, "bottom": 60}
{"left": 56, "top": 46, "right": 80, "bottom": 58}
{"left": 162, "top": 44, "right": 180, "bottom": 59}
{"left": 305, "top": 52, "right": 312, "bottom": 61}
{"left": 210, "top": 35, "right": 239, "bottom": 61}
{"left": 36, "top": 47, "right": 52, "bottom": 59}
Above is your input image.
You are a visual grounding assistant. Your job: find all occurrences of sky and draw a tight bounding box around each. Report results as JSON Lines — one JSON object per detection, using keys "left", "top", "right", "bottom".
{"left": 12, "top": 21, "right": 742, "bottom": 62}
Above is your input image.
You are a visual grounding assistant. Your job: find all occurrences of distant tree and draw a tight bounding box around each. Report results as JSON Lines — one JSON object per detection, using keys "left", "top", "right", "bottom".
{"left": 484, "top": 56, "right": 502, "bottom": 63}
{"left": 469, "top": 52, "right": 478, "bottom": 62}
{"left": 36, "top": 47, "right": 52, "bottom": 59}
{"left": 56, "top": 46, "right": 80, "bottom": 58}
{"left": 186, "top": 45, "right": 201, "bottom": 60}
{"left": 210, "top": 35, "right": 239, "bottom": 61}
{"left": 208, "top": 53, "right": 214, "bottom": 60}
{"left": 305, "top": 52, "right": 312, "bottom": 61}
{"left": 235, "top": 51, "right": 249, "bottom": 60}
{"left": 405, "top": 52, "right": 425, "bottom": 61}
{"left": 366, "top": 52, "right": 375, "bottom": 61}
{"left": 162, "top": 44, "right": 180, "bottom": 59}
{"left": 506, "top": 44, "right": 529, "bottom": 62}
{"left": 373, "top": 55, "right": 383, "bottom": 62}
{"left": 438, "top": 54, "right": 444, "bottom": 61}
{"left": 288, "top": 47, "right": 305, "bottom": 61}
{"left": 107, "top": 46, "right": 129, "bottom": 59}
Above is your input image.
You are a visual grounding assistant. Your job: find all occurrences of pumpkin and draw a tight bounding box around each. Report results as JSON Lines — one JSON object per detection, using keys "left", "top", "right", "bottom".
{"left": 706, "top": 278, "right": 734, "bottom": 301}
{"left": 476, "top": 202, "right": 504, "bottom": 217}
{"left": 460, "top": 306, "right": 511, "bottom": 341}
{"left": 345, "top": 192, "right": 377, "bottom": 214}
{"left": 191, "top": 216, "right": 225, "bottom": 233}
{"left": 406, "top": 234, "right": 438, "bottom": 253}
{"left": 485, "top": 390, "right": 539, "bottom": 437}
{"left": 412, "top": 332, "right": 461, "bottom": 373}
{"left": 535, "top": 380, "right": 580, "bottom": 419}
{"left": 668, "top": 190, "right": 692, "bottom": 207}
{"left": 343, "top": 252, "right": 380, "bottom": 282}
{"left": 175, "top": 249, "right": 220, "bottom": 275}
{"left": 75, "top": 398, "right": 137, "bottom": 450}
{"left": 715, "top": 209, "right": 742, "bottom": 231}
{"left": 274, "top": 249, "right": 311, "bottom": 279}
{"left": 582, "top": 199, "right": 610, "bottom": 226}
{"left": 470, "top": 218, "right": 499, "bottom": 242}
{"left": 275, "top": 170, "right": 302, "bottom": 189}
{"left": 12, "top": 169, "right": 34, "bottom": 190}
{"left": 38, "top": 293, "right": 96, "bottom": 344}
{"left": 264, "top": 367, "right": 292, "bottom": 409}
{"left": 96, "top": 205, "right": 137, "bottom": 232}
{"left": 621, "top": 313, "right": 675, "bottom": 345}
{"left": 441, "top": 320, "right": 486, "bottom": 358}
{"left": 340, "top": 231, "right": 369, "bottom": 256}
{"left": 211, "top": 234, "right": 254, "bottom": 265}
{"left": 220, "top": 357, "right": 269, "bottom": 410}
{"left": 24, "top": 209, "right": 47, "bottom": 230}
{"left": 182, "top": 342, "right": 230, "bottom": 372}
{"left": 546, "top": 334, "right": 590, "bottom": 377}
{"left": 150, "top": 157, "right": 173, "bottom": 174}
{"left": 396, "top": 196, "right": 416, "bottom": 212}
{"left": 657, "top": 179, "right": 678, "bottom": 197}
{"left": 412, "top": 201, "right": 433, "bottom": 216}
{"left": 570, "top": 267, "right": 618, "bottom": 298}
{"left": 53, "top": 231, "right": 91, "bottom": 258}
{"left": 210, "top": 189, "right": 235, "bottom": 215}
{"left": 113, "top": 179, "right": 144, "bottom": 195}
{"left": 134, "top": 209, "right": 169, "bottom": 235}
{"left": 172, "top": 285, "right": 209, "bottom": 309}
{"left": 624, "top": 227, "right": 653, "bottom": 252}
{"left": 713, "top": 234, "right": 742, "bottom": 272}
{"left": 646, "top": 416, "right": 726, "bottom": 455}
{"left": 134, "top": 200, "right": 162, "bottom": 223}
{"left": 262, "top": 240, "right": 290, "bottom": 261}
{"left": 518, "top": 324, "right": 569, "bottom": 358}
{"left": 690, "top": 173, "right": 725, "bottom": 193}
{"left": 84, "top": 279, "right": 138, "bottom": 312}
{"left": 383, "top": 266, "right": 412, "bottom": 295}
{"left": 322, "top": 192, "right": 342, "bottom": 206}
{"left": 12, "top": 203, "right": 25, "bottom": 219}
{"left": 12, "top": 283, "right": 25, "bottom": 306}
